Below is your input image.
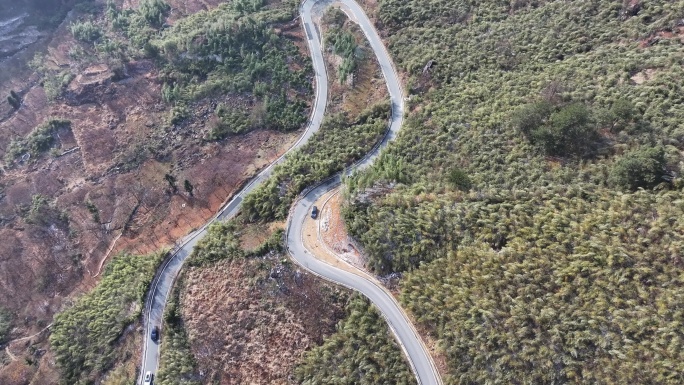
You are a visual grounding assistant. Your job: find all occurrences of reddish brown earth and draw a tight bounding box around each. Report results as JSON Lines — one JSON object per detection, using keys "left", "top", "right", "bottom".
{"left": 0, "top": 0, "right": 307, "bottom": 382}
{"left": 182, "top": 257, "right": 347, "bottom": 385}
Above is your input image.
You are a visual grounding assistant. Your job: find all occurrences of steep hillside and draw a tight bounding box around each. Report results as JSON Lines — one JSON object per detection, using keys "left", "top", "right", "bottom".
{"left": 0, "top": 0, "right": 312, "bottom": 383}
{"left": 341, "top": 0, "right": 684, "bottom": 383}
{"left": 156, "top": 6, "right": 413, "bottom": 384}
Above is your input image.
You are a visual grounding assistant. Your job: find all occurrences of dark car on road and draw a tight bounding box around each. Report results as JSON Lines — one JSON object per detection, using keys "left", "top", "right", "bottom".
{"left": 151, "top": 326, "right": 159, "bottom": 342}
{"left": 311, "top": 206, "right": 319, "bottom": 219}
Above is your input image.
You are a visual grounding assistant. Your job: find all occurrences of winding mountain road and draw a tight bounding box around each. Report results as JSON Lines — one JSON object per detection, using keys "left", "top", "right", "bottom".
{"left": 139, "top": 1, "right": 442, "bottom": 384}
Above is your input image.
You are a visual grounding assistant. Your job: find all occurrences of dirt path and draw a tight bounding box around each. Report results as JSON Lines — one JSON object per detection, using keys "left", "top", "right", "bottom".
{"left": 4, "top": 324, "right": 53, "bottom": 362}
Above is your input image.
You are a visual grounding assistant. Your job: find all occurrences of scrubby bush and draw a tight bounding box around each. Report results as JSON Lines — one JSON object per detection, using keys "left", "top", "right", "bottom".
{"left": 30, "top": 53, "right": 75, "bottom": 100}
{"left": 4, "top": 119, "right": 71, "bottom": 165}
{"left": 25, "top": 194, "right": 68, "bottom": 226}
{"left": 139, "top": 0, "right": 170, "bottom": 27}
{"left": 609, "top": 146, "right": 668, "bottom": 190}
{"left": 208, "top": 106, "right": 253, "bottom": 140}
{"left": 70, "top": 21, "right": 102, "bottom": 42}
{"left": 0, "top": 307, "right": 11, "bottom": 343}
{"left": 168, "top": 105, "right": 189, "bottom": 126}
{"left": 327, "top": 29, "right": 359, "bottom": 83}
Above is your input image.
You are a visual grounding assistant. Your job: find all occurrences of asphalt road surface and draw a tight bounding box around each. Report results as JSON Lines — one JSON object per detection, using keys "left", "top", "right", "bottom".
{"left": 286, "top": 1, "right": 442, "bottom": 384}
{"left": 139, "top": 1, "right": 442, "bottom": 384}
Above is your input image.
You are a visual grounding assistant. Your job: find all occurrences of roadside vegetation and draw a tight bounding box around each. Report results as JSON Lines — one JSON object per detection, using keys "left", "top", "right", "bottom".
{"left": 339, "top": 0, "right": 684, "bottom": 383}
{"left": 49, "top": 252, "right": 163, "bottom": 385}
{"left": 156, "top": 222, "right": 285, "bottom": 384}
{"left": 159, "top": 8, "right": 404, "bottom": 382}
{"left": 324, "top": 8, "right": 362, "bottom": 84}
{"left": 185, "top": 221, "right": 250, "bottom": 267}
{"left": 3, "top": 1, "right": 313, "bottom": 384}
{"left": 295, "top": 295, "right": 416, "bottom": 385}
{"left": 157, "top": 214, "right": 414, "bottom": 384}
{"left": 241, "top": 100, "right": 389, "bottom": 222}
{"left": 156, "top": 275, "right": 200, "bottom": 385}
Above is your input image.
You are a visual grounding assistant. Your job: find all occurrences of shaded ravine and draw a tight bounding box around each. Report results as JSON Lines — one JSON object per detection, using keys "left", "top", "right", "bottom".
{"left": 138, "top": 1, "right": 442, "bottom": 384}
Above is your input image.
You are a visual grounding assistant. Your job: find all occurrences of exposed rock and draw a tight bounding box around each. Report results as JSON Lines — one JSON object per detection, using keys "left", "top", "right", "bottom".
{"left": 64, "top": 64, "right": 115, "bottom": 105}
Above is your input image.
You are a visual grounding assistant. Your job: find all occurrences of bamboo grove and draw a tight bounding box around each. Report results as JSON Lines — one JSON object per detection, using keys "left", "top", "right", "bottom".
{"left": 341, "top": 0, "right": 684, "bottom": 383}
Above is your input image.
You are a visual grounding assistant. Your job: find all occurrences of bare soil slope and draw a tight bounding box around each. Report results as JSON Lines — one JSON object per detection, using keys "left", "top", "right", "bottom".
{"left": 0, "top": 0, "right": 307, "bottom": 382}
{"left": 182, "top": 256, "right": 347, "bottom": 384}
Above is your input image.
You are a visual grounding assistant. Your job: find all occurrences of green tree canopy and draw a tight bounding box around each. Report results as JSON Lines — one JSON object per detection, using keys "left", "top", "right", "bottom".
{"left": 609, "top": 146, "right": 667, "bottom": 191}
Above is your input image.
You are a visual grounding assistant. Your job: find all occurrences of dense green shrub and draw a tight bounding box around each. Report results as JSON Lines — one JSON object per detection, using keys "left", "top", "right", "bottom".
{"left": 50, "top": 253, "right": 162, "bottom": 385}
{"left": 609, "top": 146, "right": 668, "bottom": 190}
{"left": 208, "top": 104, "right": 253, "bottom": 139}
{"left": 510, "top": 100, "right": 553, "bottom": 136}
{"left": 187, "top": 221, "right": 244, "bottom": 267}
{"left": 533, "top": 103, "right": 597, "bottom": 156}
{"left": 447, "top": 167, "right": 471, "bottom": 191}
{"left": 327, "top": 29, "right": 359, "bottom": 83}
{"left": 295, "top": 295, "right": 416, "bottom": 385}
{"left": 597, "top": 98, "right": 638, "bottom": 133}
{"left": 70, "top": 21, "right": 102, "bottom": 42}
{"left": 512, "top": 101, "right": 598, "bottom": 157}
{"left": 139, "top": 0, "right": 170, "bottom": 27}
{"left": 7, "top": 90, "right": 21, "bottom": 109}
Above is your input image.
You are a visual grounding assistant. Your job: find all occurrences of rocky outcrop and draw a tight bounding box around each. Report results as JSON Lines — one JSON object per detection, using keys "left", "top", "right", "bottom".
{"left": 64, "top": 64, "right": 115, "bottom": 106}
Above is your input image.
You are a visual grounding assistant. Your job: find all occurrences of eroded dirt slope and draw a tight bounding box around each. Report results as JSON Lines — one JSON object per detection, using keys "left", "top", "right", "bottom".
{"left": 0, "top": 0, "right": 308, "bottom": 382}
{"left": 182, "top": 255, "right": 347, "bottom": 384}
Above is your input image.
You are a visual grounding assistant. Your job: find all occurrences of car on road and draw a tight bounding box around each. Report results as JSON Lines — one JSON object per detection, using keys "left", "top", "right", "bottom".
{"left": 311, "top": 205, "right": 319, "bottom": 219}
{"left": 150, "top": 326, "right": 159, "bottom": 342}
{"left": 144, "top": 371, "right": 153, "bottom": 385}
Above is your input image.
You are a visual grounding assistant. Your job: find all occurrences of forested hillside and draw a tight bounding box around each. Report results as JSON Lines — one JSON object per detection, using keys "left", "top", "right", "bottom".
{"left": 343, "top": 0, "right": 684, "bottom": 383}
